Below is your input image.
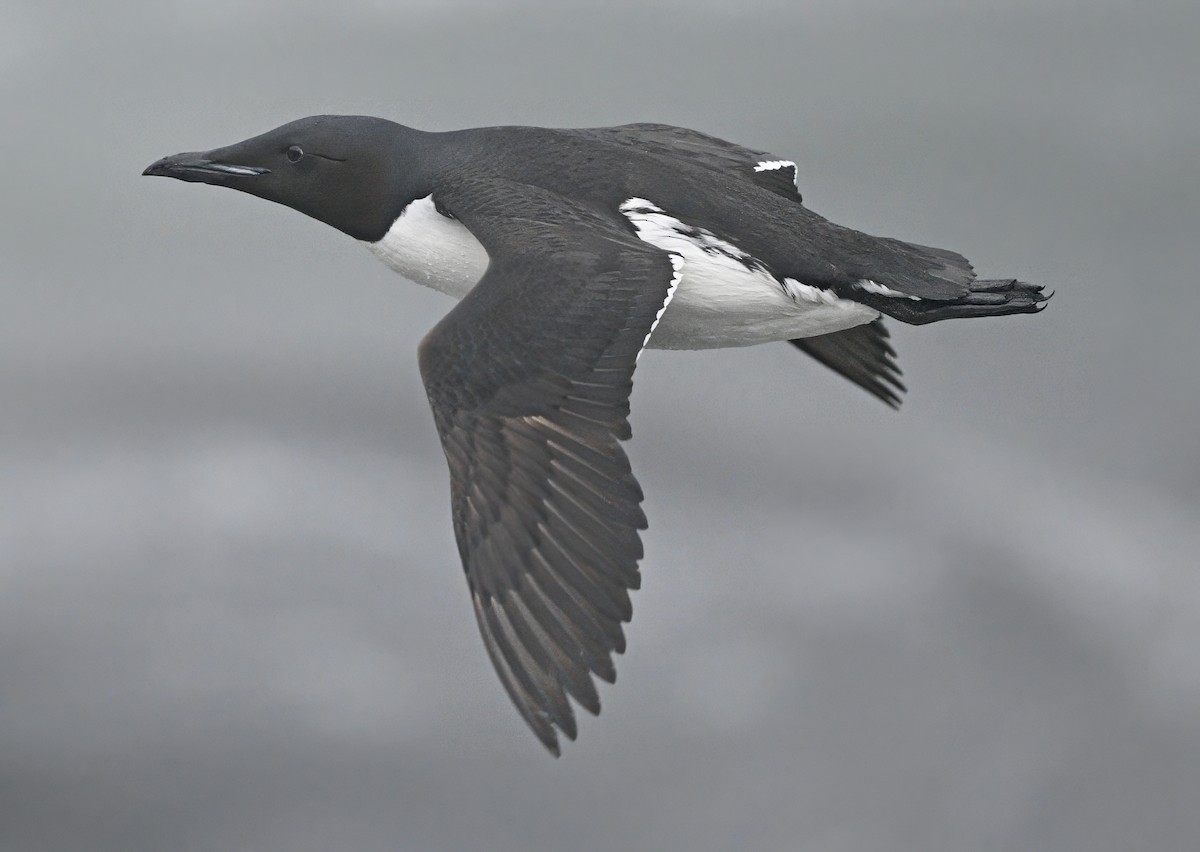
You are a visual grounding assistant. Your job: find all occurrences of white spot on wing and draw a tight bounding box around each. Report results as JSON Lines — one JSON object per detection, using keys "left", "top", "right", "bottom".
{"left": 782, "top": 278, "right": 846, "bottom": 306}
{"left": 856, "top": 279, "right": 922, "bottom": 300}
{"left": 753, "top": 159, "right": 799, "bottom": 188}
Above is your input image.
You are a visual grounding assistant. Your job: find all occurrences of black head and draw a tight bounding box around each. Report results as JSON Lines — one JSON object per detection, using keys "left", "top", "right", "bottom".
{"left": 143, "top": 115, "right": 433, "bottom": 241}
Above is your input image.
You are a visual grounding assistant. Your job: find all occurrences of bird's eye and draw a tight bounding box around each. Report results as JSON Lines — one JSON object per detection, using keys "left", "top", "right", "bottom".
{"left": 286, "top": 145, "right": 304, "bottom": 163}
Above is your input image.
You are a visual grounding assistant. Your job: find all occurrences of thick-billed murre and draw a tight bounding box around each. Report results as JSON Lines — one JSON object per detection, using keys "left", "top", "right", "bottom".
{"left": 144, "top": 115, "right": 1048, "bottom": 755}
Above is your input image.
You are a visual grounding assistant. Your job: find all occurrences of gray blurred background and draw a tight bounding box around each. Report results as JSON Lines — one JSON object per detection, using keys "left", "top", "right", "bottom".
{"left": 3, "top": 1, "right": 1198, "bottom": 849}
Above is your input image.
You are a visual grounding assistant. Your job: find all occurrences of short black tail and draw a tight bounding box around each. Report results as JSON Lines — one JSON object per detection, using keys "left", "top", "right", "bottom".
{"left": 856, "top": 278, "right": 1050, "bottom": 326}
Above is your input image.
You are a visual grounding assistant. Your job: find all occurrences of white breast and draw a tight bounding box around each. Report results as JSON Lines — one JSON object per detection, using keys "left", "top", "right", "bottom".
{"left": 363, "top": 194, "right": 878, "bottom": 350}
{"left": 365, "top": 195, "right": 489, "bottom": 299}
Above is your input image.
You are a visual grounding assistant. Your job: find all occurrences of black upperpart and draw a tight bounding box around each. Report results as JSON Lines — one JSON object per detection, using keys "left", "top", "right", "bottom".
{"left": 143, "top": 115, "right": 436, "bottom": 241}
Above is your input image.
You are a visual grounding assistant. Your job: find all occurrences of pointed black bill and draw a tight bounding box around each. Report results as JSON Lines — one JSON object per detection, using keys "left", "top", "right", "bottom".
{"left": 142, "top": 152, "right": 270, "bottom": 183}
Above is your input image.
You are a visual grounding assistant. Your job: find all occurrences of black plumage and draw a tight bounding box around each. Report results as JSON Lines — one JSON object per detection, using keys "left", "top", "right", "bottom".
{"left": 790, "top": 319, "right": 906, "bottom": 409}
{"left": 417, "top": 176, "right": 677, "bottom": 753}
{"left": 144, "top": 115, "right": 1049, "bottom": 754}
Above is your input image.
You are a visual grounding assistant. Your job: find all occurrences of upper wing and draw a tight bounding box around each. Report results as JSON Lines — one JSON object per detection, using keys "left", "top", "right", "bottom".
{"left": 419, "top": 175, "right": 681, "bottom": 755}
{"left": 574, "top": 122, "right": 804, "bottom": 204}
{"left": 578, "top": 125, "right": 993, "bottom": 301}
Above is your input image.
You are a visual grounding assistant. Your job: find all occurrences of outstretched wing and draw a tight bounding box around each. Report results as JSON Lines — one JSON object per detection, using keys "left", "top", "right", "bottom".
{"left": 574, "top": 122, "right": 804, "bottom": 203}
{"left": 419, "top": 175, "right": 681, "bottom": 755}
{"left": 789, "top": 319, "right": 906, "bottom": 408}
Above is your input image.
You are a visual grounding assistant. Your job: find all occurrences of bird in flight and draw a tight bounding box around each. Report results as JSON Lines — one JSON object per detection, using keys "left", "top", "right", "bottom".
{"left": 145, "top": 116, "right": 1047, "bottom": 754}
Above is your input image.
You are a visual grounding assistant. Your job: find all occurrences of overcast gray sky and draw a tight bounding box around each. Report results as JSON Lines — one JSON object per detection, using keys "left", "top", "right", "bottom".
{"left": 3, "top": 1, "right": 1199, "bottom": 850}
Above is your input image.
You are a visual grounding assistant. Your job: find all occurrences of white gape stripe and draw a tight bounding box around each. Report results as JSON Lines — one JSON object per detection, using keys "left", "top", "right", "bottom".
{"left": 855, "top": 279, "right": 921, "bottom": 300}
{"left": 638, "top": 253, "right": 684, "bottom": 359}
{"left": 219, "top": 165, "right": 270, "bottom": 176}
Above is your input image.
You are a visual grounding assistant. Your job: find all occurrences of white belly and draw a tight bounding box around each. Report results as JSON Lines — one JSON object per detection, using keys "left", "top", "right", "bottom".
{"left": 365, "top": 195, "right": 878, "bottom": 350}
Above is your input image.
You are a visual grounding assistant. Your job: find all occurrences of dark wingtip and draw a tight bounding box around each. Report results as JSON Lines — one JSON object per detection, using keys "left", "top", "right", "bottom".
{"left": 788, "top": 319, "right": 906, "bottom": 408}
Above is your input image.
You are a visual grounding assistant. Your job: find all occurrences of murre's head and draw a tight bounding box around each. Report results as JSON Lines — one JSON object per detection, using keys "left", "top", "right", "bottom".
{"left": 143, "top": 115, "right": 431, "bottom": 241}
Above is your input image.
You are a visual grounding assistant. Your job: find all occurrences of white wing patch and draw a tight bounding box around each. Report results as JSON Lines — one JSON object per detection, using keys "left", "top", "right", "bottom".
{"left": 619, "top": 197, "right": 763, "bottom": 268}
{"left": 753, "top": 159, "right": 799, "bottom": 189}
{"left": 619, "top": 196, "right": 877, "bottom": 348}
{"left": 619, "top": 198, "right": 762, "bottom": 266}
{"left": 638, "top": 253, "right": 684, "bottom": 359}
{"left": 782, "top": 278, "right": 845, "bottom": 306}
{"left": 855, "top": 279, "right": 922, "bottom": 300}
